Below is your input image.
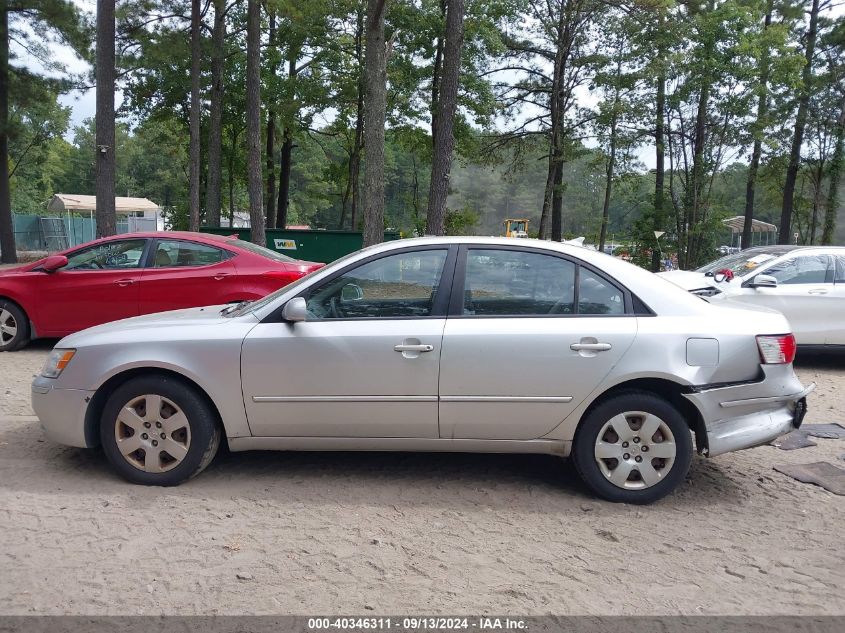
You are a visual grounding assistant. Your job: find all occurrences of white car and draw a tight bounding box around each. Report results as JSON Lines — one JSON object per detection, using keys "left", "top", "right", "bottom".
{"left": 660, "top": 246, "right": 845, "bottom": 347}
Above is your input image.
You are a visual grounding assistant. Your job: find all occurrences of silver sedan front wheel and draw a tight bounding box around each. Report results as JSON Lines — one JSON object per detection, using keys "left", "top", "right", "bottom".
{"left": 572, "top": 391, "right": 693, "bottom": 504}
{"left": 100, "top": 375, "right": 221, "bottom": 486}
{"left": 594, "top": 411, "right": 676, "bottom": 489}
{"left": 115, "top": 394, "right": 192, "bottom": 473}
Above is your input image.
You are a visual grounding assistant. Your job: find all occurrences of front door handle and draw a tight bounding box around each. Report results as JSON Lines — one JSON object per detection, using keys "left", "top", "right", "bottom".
{"left": 114, "top": 278, "right": 135, "bottom": 287}
{"left": 214, "top": 273, "right": 232, "bottom": 281}
{"left": 808, "top": 288, "right": 828, "bottom": 295}
{"left": 394, "top": 344, "right": 434, "bottom": 353}
{"left": 570, "top": 342, "right": 612, "bottom": 352}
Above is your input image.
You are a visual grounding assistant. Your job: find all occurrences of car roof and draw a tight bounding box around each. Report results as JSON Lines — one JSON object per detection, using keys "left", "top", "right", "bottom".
{"left": 104, "top": 230, "right": 235, "bottom": 242}
{"left": 740, "top": 244, "right": 845, "bottom": 255}
{"left": 58, "top": 231, "right": 238, "bottom": 254}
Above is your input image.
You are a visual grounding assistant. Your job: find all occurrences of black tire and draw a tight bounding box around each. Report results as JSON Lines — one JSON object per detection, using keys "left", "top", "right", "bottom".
{"left": 572, "top": 391, "right": 693, "bottom": 504}
{"left": 100, "top": 375, "right": 221, "bottom": 486}
{"left": 0, "top": 300, "right": 30, "bottom": 352}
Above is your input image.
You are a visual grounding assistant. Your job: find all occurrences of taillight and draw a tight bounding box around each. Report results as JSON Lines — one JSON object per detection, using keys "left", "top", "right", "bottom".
{"left": 756, "top": 334, "right": 796, "bottom": 364}
{"left": 261, "top": 270, "right": 298, "bottom": 284}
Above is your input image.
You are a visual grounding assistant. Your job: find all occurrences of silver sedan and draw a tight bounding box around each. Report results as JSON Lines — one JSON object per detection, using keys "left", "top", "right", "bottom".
{"left": 32, "top": 237, "right": 814, "bottom": 503}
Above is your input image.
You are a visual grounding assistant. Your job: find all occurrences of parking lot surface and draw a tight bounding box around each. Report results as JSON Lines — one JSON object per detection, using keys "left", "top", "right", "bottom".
{"left": 1, "top": 342, "right": 843, "bottom": 615}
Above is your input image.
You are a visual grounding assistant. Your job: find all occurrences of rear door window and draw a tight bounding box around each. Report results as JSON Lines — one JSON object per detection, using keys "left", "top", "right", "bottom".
{"left": 579, "top": 268, "right": 625, "bottom": 315}
{"left": 152, "top": 240, "right": 231, "bottom": 268}
{"left": 463, "top": 249, "right": 576, "bottom": 316}
{"left": 460, "top": 249, "right": 626, "bottom": 316}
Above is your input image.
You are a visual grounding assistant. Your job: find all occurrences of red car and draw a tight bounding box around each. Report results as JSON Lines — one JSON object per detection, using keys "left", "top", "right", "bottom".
{"left": 0, "top": 231, "right": 323, "bottom": 351}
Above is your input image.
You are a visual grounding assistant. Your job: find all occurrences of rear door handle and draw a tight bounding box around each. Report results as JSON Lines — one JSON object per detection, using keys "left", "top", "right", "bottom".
{"left": 808, "top": 288, "right": 828, "bottom": 295}
{"left": 114, "top": 278, "right": 135, "bottom": 287}
{"left": 213, "top": 273, "right": 233, "bottom": 281}
{"left": 570, "top": 342, "right": 612, "bottom": 351}
{"left": 394, "top": 344, "right": 434, "bottom": 353}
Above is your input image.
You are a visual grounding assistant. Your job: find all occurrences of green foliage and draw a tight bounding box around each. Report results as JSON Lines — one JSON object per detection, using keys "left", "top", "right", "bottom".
{"left": 7, "top": 0, "right": 845, "bottom": 258}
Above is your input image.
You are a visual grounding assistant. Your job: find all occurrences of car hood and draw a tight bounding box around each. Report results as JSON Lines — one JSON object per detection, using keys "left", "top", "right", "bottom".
{"left": 59, "top": 305, "right": 256, "bottom": 348}
{"left": 657, "top": 270, "right": 717, "bottom": 291}
{"left": 0, "top": 264, "right": 32, "bottom": 277}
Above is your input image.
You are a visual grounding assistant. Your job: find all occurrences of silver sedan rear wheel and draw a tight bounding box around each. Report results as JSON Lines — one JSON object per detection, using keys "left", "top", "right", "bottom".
{"left": 594, "top": 411, "right": 676, "bottom": 490}
{"left": 115, "top": 394, "right": 192, "bottom": 473}
{"left": 572, "top": 391, "right": 692, "bottom": 503}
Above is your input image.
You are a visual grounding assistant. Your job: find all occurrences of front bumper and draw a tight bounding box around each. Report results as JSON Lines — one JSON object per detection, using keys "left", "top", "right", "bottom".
{"left": 31, "top": 376, "right": 94, "bottom": 448}
{"left": 683, "top": 365, "right": 815, "bottom": 457}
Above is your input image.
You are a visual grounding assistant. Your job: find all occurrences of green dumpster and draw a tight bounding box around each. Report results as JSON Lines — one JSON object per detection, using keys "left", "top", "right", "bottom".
{"left": 200, "top": 227, "right": 401, "bottom": 264}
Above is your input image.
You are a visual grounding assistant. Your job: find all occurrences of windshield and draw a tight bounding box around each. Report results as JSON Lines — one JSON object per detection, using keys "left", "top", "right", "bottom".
{"left": 230, "top": 238, "right": 296, "bottom": 263}
{"left": 695, "top": 249, "right": 783, "bottom": 276}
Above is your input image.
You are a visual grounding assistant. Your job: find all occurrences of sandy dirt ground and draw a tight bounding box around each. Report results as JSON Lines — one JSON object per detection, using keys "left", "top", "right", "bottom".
{"left": 0, "top": 341, "right": 844, "bottom": 615}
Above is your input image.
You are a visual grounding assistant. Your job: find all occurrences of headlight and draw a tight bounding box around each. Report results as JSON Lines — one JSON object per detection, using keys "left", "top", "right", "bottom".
{"left": 42, "top": 349, "right": 76, "bottom": 378}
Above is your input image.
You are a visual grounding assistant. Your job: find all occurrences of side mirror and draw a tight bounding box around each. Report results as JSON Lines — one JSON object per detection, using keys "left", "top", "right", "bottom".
{"left": 749, "top": 274, "right": 778, "bottom": 289}
{"left": 282, "top": 297, "right": 308, "bottom": 322}
{"left": 40, "top": 255, "right": 68, "bottom": 273}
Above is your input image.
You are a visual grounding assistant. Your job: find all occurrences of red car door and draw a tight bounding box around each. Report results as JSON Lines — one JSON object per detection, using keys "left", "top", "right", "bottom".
{"left": 34, "top": 238, "right": 147, "bottom": 335}
{"left": 139, "top": 238, "right": 238, "bottom": 314}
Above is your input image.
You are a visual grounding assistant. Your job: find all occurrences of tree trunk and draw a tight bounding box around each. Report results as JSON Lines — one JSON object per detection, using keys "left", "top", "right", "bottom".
{"left": 95, "top": 0, "right": 117, "bottom": 238}
{"left": 264, "top": 12, "right": 277, "bottom": 229}
{"left": 538, "top": 148, "right": 556, "bottom": 240}
{"left": 742, "top": 0, "right": 773, "bottom": 251}
{"left": 266, "top": 112, "right": 277, "bottom": 228}
{"left": 340, "top": 5, "right": 366, "bottom": 231}
{"left": 0, "top": 3, "right": 15, "bottom": 263}
{"left": 686, "top": 53, "right": 713, "bottom": 265}
{"left": 245, "top": 0, "right": 264, "bottom": 246}
{"left": 551, "top": 158, "right": 563, "bottom": 241}
{"left": 342, "top": 97, "right": 363, "bottom": 231}
{"left": 228, "top": 127, "right": 237, "bottom": 228}
{"left": 276, "top": 132, "right": 293, "bottom": 229}
{"left": 349, "top": 86, "right": 364, "bottom": 230}
{"left": 599, "top": 52, "right": 623, "bottom": 252}
{"left": 425, "top": 0, "right": 464, "bottom": 236}
{"left": 275, "top": 53, "right": 297, "bottom": 230}
{"left": 188, "top": 0, "right": 202, "bottom": 231}
{"left": 779, "top": 0, "right": 820, "bottom": 244}
{"left": 539, "top": 6, "right": 569, "bottom": 241}
{"left": 362, "top": 0, "right": 388, "bottom": 247}
{"left": 205, "top": 0, "right": 225, "bottom": 228}
{"left": 599, "top": 132, "right": 616, "bottom": 251}
{"left": 822, "top": 92, "right": 845, "bottom": 245}
{"left": 430, "top": 0, "right": 446, "bottom": 149}
{"left": 650, "top": 65, "right": 666, "bottom": 272}
{"left": 348, "top": 2, "right": 366, "bottom": 231}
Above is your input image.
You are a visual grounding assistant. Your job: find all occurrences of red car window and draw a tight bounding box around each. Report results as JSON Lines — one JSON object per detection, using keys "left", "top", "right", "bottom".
{"left": 153, "top": 240, "right": 231, "bottom": 268}
{"left": 65, "top": 239, "right": 147, "bottom": 270}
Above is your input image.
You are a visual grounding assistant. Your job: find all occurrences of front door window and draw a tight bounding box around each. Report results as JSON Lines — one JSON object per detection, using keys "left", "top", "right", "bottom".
{"left": 305, "top": 249, "right": 449, "bottom": 319}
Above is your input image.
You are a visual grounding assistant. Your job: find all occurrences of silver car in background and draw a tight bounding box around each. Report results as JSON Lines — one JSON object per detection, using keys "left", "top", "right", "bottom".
{"left": 660, "top": 245, "right": 845, "bottom": 347}
{"left": 32, "top": 237, "right": 814, "bottom": 503}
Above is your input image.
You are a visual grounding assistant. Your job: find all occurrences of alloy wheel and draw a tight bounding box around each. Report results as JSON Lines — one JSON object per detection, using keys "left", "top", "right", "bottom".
{"left": 0, "top": 309, "right": 17, "bottom": 345}
{"left": 594, "top": 411, "right": 677, "bottom": 490}
{"left": 114, "top": 394, "right": 192, "bottom": 473}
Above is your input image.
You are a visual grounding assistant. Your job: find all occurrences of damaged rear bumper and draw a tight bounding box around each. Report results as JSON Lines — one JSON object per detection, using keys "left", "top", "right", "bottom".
{"left": 683, "top": 365, "right": 815, "bottom": 457}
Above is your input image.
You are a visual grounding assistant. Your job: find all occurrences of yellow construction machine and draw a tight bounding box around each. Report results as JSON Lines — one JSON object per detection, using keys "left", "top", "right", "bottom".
{"left": 503, "top": 218, "right": 530, "bottom": 238}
